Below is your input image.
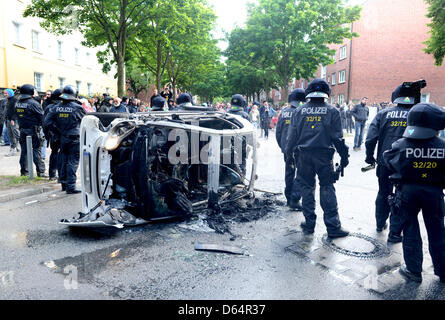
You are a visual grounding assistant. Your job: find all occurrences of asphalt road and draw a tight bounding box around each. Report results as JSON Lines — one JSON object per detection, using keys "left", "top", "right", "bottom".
{"left": 0, "top": 130, "right": 444, "bottom": 300}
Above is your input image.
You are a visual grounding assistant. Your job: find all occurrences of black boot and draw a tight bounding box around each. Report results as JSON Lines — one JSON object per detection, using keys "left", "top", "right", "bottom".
{"left": 288, "top": 200, "right": 303, "bottom": 211}
{"left": 388, "top": 232, "right": 403, "bottom": 243}
{"left": 66, "top": 189, "right": 81, "bottom": 194}
{"left": 399, "top": 265, "right": 422, "bottom": 283}
{"left": 328, "top": 228, "right": 350, "bottom": 239}
{"left": 300, "top": 222, "right": 315, "bottom": 234}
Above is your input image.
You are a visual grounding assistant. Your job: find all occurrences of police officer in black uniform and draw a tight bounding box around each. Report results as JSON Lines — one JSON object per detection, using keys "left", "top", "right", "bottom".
{"left": 151, "top": 96, "right": 167, "bottom": 111}
{"left": 15, "top": 84, "right": 46, "bottom": 177}
{"left": 383, "top": 103, "right": 445, "bottom": 283}
{"left": 286, "top": 79, "right": 350, "bottom": 238}
{"left": 276, "top": 89, "right": 306, "bottom": 210}
{"left": 365, "top": 80, "right": 426, "bottom": 242}
{"left": 228, "top": 94, "right": 250, "bottom": 121}
{"left": 43, "top": 88, "right": 62, "bottom": 181}
{"left": 44, "top": 85, "right": 86, "bottom": 193}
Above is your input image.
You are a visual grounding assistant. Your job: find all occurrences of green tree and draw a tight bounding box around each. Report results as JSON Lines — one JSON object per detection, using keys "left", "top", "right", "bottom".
{"left": 424, "top": 0, "right": 445, "bottom": 66}
{"left": 225, "top": 27, "right": 278, "bottom": 100}
{"left": 240, "top": 0, "right": 361, "bottom": 99}
{"left": 126, "top": 60, "right": 152, "bottom": 97}
{"left": 24, "top": 0, "right": 154, "bottom": 96}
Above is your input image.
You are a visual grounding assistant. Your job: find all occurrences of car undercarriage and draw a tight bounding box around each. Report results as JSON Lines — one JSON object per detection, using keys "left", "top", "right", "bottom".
{"left": 61, "top": 110, "right": 257, "bottom": 229}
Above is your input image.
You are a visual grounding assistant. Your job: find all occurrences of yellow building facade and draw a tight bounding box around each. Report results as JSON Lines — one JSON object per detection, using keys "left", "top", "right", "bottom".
{"left": 0, "top": 0, "right": 117, "bottom": 96}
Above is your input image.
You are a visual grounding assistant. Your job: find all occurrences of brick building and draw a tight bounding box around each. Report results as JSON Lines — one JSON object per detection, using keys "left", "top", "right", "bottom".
{"left": 271, "top": 0, "right": 445, "bottom": 106}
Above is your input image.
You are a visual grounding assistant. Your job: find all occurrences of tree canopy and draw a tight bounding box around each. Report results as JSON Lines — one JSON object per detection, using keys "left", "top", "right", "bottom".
{"left": 424, "top": 0, "right": 445, "bottom": 66}
{"left": 225, "top": 0, "right": 361, "bottom": 100}
{"left": 24, "top": 0, "right": 155, "bottom": 96}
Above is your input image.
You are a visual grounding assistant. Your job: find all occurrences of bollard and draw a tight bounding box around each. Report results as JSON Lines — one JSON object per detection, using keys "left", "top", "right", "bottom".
{"left": 26, "top": 135, "right": 34, "bottom": 179}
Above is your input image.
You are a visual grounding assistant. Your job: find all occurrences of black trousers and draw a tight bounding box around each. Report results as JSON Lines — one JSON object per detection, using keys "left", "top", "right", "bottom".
{"left": 19, "top": 130, "right": 45, "bottom": 176}
{"left": 375, "top": 165, "right": 403, "bottom": 234}
{"left": 49, "top": 137, "right": 60, "bottom": 179}
{"left": 297, "top": 149, "right": 342, "bottom": 233}
{"left": 58, "top": 136, "right": 80, "bottom": 191}
{"left": 284, "top": 153, "right": 301, "bottom": 204}
{"left": 400, "top": 184, "right": 445, "bottom": 278}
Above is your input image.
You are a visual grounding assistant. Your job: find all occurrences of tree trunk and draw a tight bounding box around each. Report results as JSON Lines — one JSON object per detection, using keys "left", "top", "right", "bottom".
{"left": 117, "top": 53, "right": 126, "bottom": 97}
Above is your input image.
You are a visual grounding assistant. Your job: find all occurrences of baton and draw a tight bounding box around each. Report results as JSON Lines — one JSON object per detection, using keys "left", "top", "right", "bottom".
{"left": 361, "top": 164, "right": 376, "bottom": 172}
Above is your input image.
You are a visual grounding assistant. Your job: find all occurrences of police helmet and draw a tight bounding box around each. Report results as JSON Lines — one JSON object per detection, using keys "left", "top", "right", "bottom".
{"left": 288, "top": 88, "right": 306, "bottom": 107}
{"left": 176, "top": 93, "right": 192, "bottom": 106}
{"left": 51, "top": 89, "right": 62, "bottom": 101}
{"left": 392, "top": 80, "right": 427, "bottom": 105}
{"left": 403, "top": 103, "right": 445, "bottom": 139}
{"left": 60, "top": 85, "right": 77, "bottom": 101}
{"left": 230, "top": 94, "right": 246, "bottom": 110}
{"left": 151, "top": 96, "right": 166, "bottom": 111}
{"left": 253, "top": 101, "right": 260, "bottom": 106}
{"left": 305, "top": 79, "right": 330, "bottom": 99}
{"left": 391, "top": 84, "right": 415, "bottom": 105}
{"left": 19, "top": 84, "right": 35, "bottom": 99}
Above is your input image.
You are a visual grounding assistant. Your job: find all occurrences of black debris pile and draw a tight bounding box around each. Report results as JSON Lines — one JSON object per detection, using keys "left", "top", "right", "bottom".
{"left": 202, "top": 192, "right": 285, "bottom": 235}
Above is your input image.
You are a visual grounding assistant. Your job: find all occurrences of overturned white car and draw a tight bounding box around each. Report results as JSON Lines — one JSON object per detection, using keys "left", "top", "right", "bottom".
{"left": 61, "top": 109, "right": 257, "bottom": 228}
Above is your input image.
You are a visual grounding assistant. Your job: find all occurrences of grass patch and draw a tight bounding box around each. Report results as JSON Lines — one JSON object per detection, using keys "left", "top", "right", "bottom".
{"left": 0, "top": 175, "right": 49, "bottom": 189}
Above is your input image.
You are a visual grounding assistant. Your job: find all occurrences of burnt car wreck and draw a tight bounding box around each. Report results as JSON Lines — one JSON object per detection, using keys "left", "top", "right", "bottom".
{"left": 61, "top": 109, "right": 258, "bottom": 229}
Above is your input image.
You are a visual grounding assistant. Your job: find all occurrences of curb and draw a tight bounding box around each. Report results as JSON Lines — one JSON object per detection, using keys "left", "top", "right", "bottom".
{"left": 0, "top": 183, "right": 62, "bottom": 203}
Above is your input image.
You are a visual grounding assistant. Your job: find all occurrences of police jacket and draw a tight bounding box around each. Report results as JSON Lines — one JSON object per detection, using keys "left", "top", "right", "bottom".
{"left": 44, "top": 100, "right": 86, "bottom": 137}
{"left": 365, "top": 104, "right": 412, "bottom": 166}
{"left": 43, "top": 100, "right": 61, "bottom": 138}
{"left": 15, "top": 96, "right": 44, "bottom": 130}
{"left": 110, "top": 104, "right": 129, "bottom": 113}
{"left": 276, "top": 106, "right": 297, "bottom": 153}
{"left": 285, "top": 99, "right": 348, "bottom": 158}
{"left": 228, "top": 108, "right": 250, "bottom": 121}
{"left": 383, "top": 137, "right": 445, "bottom": 188}
{"left": 351, "top": 103, "right": 369, "bottom": 123}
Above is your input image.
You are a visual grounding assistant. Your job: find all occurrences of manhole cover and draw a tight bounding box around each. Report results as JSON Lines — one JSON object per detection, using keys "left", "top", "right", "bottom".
{"left": 320, "top": 233, "right": 390, "bottom": 259}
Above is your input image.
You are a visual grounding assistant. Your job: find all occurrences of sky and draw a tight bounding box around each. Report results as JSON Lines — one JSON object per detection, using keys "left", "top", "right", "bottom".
{"left": 207, "top": 0, "right": 255, "bottom": 49}
{"left": 208, "top": 0, "right": 367, "bottom": 50}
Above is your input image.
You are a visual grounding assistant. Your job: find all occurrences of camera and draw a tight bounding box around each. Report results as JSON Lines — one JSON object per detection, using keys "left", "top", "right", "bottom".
{"left": 402, "top": 79, "right": 427, "bottom": 90}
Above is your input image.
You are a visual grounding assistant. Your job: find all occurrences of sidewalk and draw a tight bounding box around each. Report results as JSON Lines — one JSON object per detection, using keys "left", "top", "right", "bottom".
{"left": 0, "top": 144, "right": 60, "bottom": 202}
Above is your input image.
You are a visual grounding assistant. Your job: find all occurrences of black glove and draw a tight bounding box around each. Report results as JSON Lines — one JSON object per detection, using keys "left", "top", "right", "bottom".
{"left": 365, "top": 155, "right": 376, "bottom": 165}
{"left": 341, "top": 155, "right": 349, "bottom": 168}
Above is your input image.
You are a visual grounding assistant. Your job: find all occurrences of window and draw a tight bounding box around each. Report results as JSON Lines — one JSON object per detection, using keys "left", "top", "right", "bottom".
{"left": 338, "top": 94, "right": 345, "bottom": 105}
{"left": 331, "top": 96, "right": 336, "bottom": 105}
{"left": 106, "top": 87, "right": 110, "bottom": 94}
{"left": 13, "top": 22, "right": 22, "bottom": 45}
{"left": 32, "top": 30, "right": 40, "bottom": 51}
{"left": 58, "top": 77, "right": 65, "bottom": 88}
{"left": 340, "top": 45, "right": 347, "bottom": 60}
{"left": 34, "top": 72, "right": 43, "bottom": 92}
{"left": 339, "top": 70, "right": 346, "bottom": 83}
{"left": 300, "top": 80, "right": 305, "bottom": 89}
{"left": 87, "top": 83, "right": 92, "bottom": 96}
{"left": 57, "top": 41, "right": 63, "bottom": 59}
{"left": 332, "top": 73, "right": 336, "bottom": 85}
{"left": 75, "top": 81, "right": 81, "bottom": 93}
{"left": 86, "top": 52, "right": 91, "bottom": 68}
{"left": 74, "top": 48, "right": 79, "bottom": 65}
{"left": 333, "top": 54, "right": 337, "bottom": 64}
{"left": 421, "top": 93, "right": 430, "bottom": 103}
{"left": 321, "top": 66, "right": 327, "bottom": 79}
